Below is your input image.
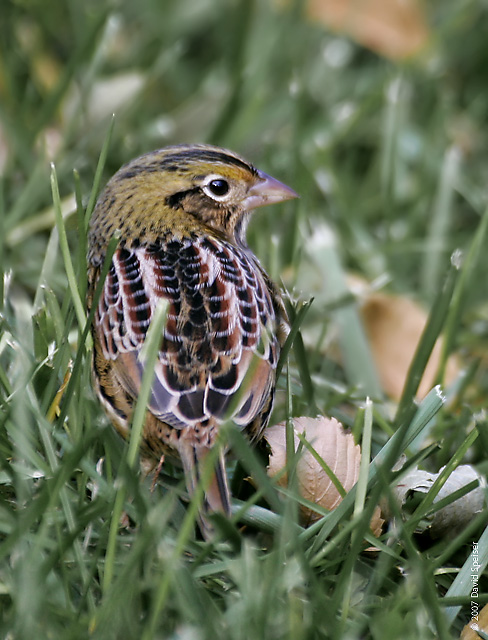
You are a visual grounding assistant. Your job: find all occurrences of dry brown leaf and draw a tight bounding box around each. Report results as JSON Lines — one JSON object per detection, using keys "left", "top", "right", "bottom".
{"left": 306, "top": 0, "right": 429, "bottom": 60}
{"left": 369, "top": 505, "right": 385, "bottom": 539}
{"left": 267, "top": 416, "right": 361, "bottom": 525}
{"left": 358, "top": 289, "right": 461, "bottom": 401}
{"left": 461, "top": 603, "right": 488, "bottom": 639}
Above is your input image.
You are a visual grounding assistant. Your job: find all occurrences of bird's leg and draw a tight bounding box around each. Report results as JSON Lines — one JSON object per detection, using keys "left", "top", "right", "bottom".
{"left": 178, "top": 442, "right": 231, "bottom": 539}
{"left": 150, "top": 453, "right": 165, "bottom": 493}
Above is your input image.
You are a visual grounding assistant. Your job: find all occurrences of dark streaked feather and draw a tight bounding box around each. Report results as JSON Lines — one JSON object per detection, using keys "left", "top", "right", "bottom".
{"left": 94, "top": 236, "right": 280, "bottom": 435}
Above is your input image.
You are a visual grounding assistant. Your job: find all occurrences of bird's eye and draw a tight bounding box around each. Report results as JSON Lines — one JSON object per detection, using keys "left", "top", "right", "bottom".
{"left": 205, "top": 178, "right": 230, "bottom": 198}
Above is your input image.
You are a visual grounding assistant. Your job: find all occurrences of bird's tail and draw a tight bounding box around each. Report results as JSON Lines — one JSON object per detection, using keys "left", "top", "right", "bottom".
{"left": 179, "top": 443, "right": 231, "bottom": 539}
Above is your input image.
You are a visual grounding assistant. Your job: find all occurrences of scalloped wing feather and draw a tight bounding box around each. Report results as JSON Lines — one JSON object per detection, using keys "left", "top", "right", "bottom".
{"left": 94, "top": 237, "right": 282, "bottom": 432}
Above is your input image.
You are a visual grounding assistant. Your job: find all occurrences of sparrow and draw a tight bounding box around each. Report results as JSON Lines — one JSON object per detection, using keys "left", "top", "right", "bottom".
{"left": 87, "top": 144, "right": 297, "bottom": 537}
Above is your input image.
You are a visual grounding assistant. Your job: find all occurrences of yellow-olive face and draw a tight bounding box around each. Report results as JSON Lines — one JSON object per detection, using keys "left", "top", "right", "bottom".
{"left": 89, "top": 144, "right": 297, "bottom": 252}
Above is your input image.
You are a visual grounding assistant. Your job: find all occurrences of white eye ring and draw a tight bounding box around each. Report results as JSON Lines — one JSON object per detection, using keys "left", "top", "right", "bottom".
{"left": 202, "top": 174, "right": 231, "bottom": 201}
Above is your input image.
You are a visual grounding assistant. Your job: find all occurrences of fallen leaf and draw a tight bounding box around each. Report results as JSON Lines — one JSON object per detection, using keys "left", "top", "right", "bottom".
{"left": 267, "top": 416, "right": 367, "bottom": 526}
{"left": 369, "top": 505, "right": 384, "bottom": 539}
{"left": 358, "top": 288, "right": 461, "bottom": 401}
{"left": 461, "top": 603, "right": 488, "bottom": 640}
{"left": 306, "top": 0, "right": 430, "bottom": 60}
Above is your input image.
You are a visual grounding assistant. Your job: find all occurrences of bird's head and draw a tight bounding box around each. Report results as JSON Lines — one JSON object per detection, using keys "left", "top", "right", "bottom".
{"left": 90, "top": 144, "right": 297, "bottom": 251}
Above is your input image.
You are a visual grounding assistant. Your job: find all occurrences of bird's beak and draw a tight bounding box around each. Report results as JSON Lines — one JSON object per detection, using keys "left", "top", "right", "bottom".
{"left": 243, "top": 170, "right": 298, "bottom": 210}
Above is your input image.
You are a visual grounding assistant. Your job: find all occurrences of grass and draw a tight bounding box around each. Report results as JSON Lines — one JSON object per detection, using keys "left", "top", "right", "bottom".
{"left": 1, "top": 0, "right": 488, "bottom": 638}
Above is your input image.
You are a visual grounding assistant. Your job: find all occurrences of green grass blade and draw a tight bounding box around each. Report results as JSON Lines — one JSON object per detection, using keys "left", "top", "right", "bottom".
{"left": 84, "top": 115, "right": 115, "bottom": 228}
{"left": 51, "top": 164, "right": 86, "bottom": 332}
{"left": 394, "top": 263, "right": 458, "bottom": 428}
{"left": 421, "top": 145, "right": 461, "bottom": 298}
{"left": 437, "top": 200, "right": 488, "bottom": 381}
{"left": 306, "top": 222, "right": 383, "bottom": 398}
{"left": 444, "top": 524, "right": 488, "bottom": 624}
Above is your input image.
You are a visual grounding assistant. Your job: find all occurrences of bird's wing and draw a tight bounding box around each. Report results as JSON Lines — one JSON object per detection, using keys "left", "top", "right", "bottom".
{"left": 93, "top": 237, "right": 282, "bottom": 431}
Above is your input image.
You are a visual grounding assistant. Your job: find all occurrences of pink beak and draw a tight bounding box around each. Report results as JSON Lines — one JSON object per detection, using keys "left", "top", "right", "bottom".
{"left": 243, "top": 170, "right": 298, "bottom": 210}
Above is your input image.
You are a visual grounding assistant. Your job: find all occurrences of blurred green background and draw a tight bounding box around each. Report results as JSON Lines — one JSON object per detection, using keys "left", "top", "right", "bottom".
{"left": 1, "top": 1, "right": 488, "bottom": 638}
{"left": 4, "top": 0, "right": 488, "bottom": 302}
